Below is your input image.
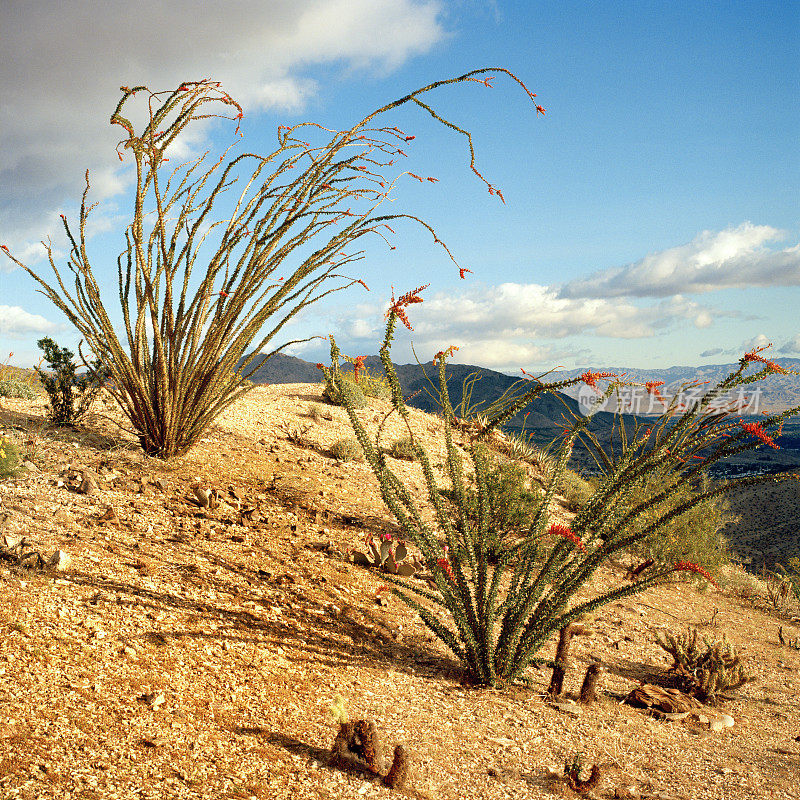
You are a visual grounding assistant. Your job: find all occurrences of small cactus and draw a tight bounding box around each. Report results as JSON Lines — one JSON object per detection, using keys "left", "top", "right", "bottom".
{"left": 564, "top": 753, "right": 601, "bottom": 794}
{"left": 330, "top": 717, "right": 410, "bottom": 790}
{"left": 352, "top": 535, "right": 418, "bottom": 577}
{"left": 655, "top": 627, "right": 755, "bottom": 705}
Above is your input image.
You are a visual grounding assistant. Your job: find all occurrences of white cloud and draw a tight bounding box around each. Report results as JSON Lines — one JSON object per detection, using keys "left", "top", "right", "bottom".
{"left": 0, "top": 306, "right": 59, "bottom": 338}
{"left": 0, "top": 0, "right": 445, "bottom": 261}
{"left": 560, "top": 223, "right": 800, "bottom": 299}
{"left": 740, "top": 333, "right": 772, "bottom": 353}
{"left": 329, "top": 283, "right": 727, "bottom": 370}
{"left": 779, "top": 334, "right": 800, "bottom": 354}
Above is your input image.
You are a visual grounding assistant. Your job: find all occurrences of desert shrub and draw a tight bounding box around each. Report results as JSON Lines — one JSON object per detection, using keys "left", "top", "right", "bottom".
{"left": 307, "top": 402, "right": 328, "bottom": 422}
{"left": 3, "top": 70, "right": 542, "bottom": 458}
{"left": 655, "top": 627, "right": 755, "bottom": 704}
{"left": 616, "top": 473, "right": 732, "bottom": 577}
{"left": 0, "top": 435, "right": 21, "bottom": 479}
{"left": 331, "top": 437, "right": 364, "bottom": 462}
{"left": 0, "top": 378, "right": 37, "bottom": 400}
{"left": 773, "top": 555, "right": 800, "bottom": 607}
{"left": 34, "top": 338, "right": 109, "bottom": 426}
{"left": 321, "top": 375, "right": 367, "bottom": 409}
{"left": 388, "top": 436, "right": 420, "bottom": 461}
{"left": 442, "top": 448, "right": 541, "bottom": 562}
{"left": 332, "top": 290, "right": 800, "bottom": 687}
{"left": 558, "top": 469, "right": 595, "bottom": 511}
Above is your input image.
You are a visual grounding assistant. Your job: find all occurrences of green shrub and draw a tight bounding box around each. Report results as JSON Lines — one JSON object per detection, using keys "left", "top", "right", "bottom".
{"left": 775, "top": 555, "right": 800, "bottom": 606}
{"left": 35, "top": 338, "right": 108, "bottom": 426}
{"left": 0, "top": 435, "right": 21, "bottom": 479}
{"left": 558, "top": 469, "right": 595, "bottom": 511}
{"left": 321, "top": 374, "right": 367, "bottom": 409}
{"left": 331, "top": 289, "right": 800, "bottom": 687}
{"left": 331, "top": 437, "right": 364, "bottom": 462}
{"left": 442, "top": 448, "right": 541, "bottom": 562}
{"left": 0, "top": 378, "right": 37, "bottom": 399}
{"left": 620, "top": 473, "right": 731, "bottom": 577}
{"left": 388, "top": 436, "right": 420, "bottom": 461}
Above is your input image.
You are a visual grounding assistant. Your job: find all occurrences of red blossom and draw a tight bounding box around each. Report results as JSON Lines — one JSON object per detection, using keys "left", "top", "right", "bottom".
{"left": 743, "top": 344, "right": 787, "bottom": 374}
{"left": 536, "top": 105, "right": 546, "bottom": 116}
{"left": 386, "top": 284, "right": 428, "bottom": 330}
{"left": 404, "top": 135, "right": 416, "bottom": 141}
{"left": 356, "top": 279, "right": 369, "bottom": 291}
{"left": 0, "top": 245, "right": 9, "bottom": 253}
{"left": 437, "top": 549, "right": 455, "bottom": 581}
{"left": 426, "top": 176, "right": 439, "bottom": 183}
{"left": 496, "top": 189, "right": 505, "bottom": 204}
{"left": 315, "top": 363, "right": 325, "bottom": 370}
{"left": 408, "top": 172, "right": 424, "bottom": 183}
{"left": 673, "top": 561, "right": 719, "bottom": 588}
{"left": 352, "top": 356, "right": 366, "bottom": 383}
{"left": 739, "top": 421, "right": 779, "bottom": 449}
{"left": 459, "top": 268, "right": 473, "bottom": 279}
{"left": 644, "top": 380, "right": 665, "bottom": 400}
{"left": 433, "top": 345, "right": 459, "bottom": 365}
{"left": 580, "top": 371, "right": 617, "bottom": 391}
{"left": 547, "top": 524, "right": 586, "bottom": 552}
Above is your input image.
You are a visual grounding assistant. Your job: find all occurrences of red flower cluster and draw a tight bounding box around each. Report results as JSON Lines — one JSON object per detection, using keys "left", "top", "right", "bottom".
{"left": 743, "top": 344, "right": 787, "bottom": 374}
{"left": 433, "top": 345, "right": 459, "bottom": 365}
{"left": 387, "top": 285, "right": 428, "bottom": 330}
{"left": 437, "top": 556, "right": 455, "bottom": 581}
{"left": 673, "top": 561, "right": 719, "bottom": 588}
{"left": 580, "top": 371, "right": 617, "bottom": 391}
{"left": 547, "top": 524, "right": 586, "bottom": 552}
{"left": 352, "top": 356, "right": 366, "bottom": 383}
{"left": 644, "top": 380, "right": 665, "bottom": 401}
{"left": 739, "top": 421, "right": 779, "bottom": 449}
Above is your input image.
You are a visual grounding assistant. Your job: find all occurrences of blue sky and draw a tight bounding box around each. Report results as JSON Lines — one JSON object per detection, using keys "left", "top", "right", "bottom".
{"left": 1, "top": 0, "right": 798, "bottom": 373}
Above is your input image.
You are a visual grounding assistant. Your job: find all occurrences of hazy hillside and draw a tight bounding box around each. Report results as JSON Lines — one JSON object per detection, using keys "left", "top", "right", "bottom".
{"left": 550, "top": 358, "right": 800, "bottom": 415}
{"left": 240, "top": 352, "right": 800, "bottom": 476}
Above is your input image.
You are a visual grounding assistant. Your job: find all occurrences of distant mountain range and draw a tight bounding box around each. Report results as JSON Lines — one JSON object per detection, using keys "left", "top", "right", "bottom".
{"left": 239, "top": 352, "right": 800, "bottom": 476}
{"left": 549, "top": 359, "right": 800, "bottom": 416}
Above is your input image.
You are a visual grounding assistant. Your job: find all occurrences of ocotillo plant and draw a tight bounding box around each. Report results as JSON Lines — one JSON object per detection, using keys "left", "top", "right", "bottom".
{"left": 326, "top": 290, "right": 800, "bottom": 686}
{"left": 2, "top": 70, "right": 543, "bottom": 458}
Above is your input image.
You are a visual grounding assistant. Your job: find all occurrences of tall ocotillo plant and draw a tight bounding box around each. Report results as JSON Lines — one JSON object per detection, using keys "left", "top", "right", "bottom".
{"left": 327, "top": 291, "right": 800, "bottom": 686}
{"left": 1, "top": 71, "right": 544, "bottom": 458}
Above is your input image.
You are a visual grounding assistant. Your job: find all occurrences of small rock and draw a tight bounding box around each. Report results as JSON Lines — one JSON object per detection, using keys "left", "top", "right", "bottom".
{"left": 77, "top": 470, "right": 100, "bottom": 495}
{"left": 549, "top": 700, "right": 583, "bottom": 717}
{"left": 139, "top": 691, "right": 166, "bottom": 709}
{"left": 48, "top": 550, "right": 71, "bottom": 571}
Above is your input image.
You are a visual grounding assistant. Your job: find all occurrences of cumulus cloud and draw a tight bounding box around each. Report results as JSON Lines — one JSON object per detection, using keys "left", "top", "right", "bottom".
{"left": 560, "top": 223, "right": 800, "bottom": 299}
{"left": 0, "top": 306, "right": 59, "bottom": 338}
{"left": 1, "top": 0, "right": 445, "bottom": 259}
{"left": 330, "top": 283, "right": 727, "bottom": 371}
{"left": 779, "top": 334, "right": 800, "bottom": 354}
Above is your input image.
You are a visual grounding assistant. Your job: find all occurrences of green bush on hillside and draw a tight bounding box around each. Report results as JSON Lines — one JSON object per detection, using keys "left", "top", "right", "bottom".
{"left": 0, "top": 378, "right": 38, "bottom": 400}
{"left": 0, "top": 435, "right": 21, "bottom": 479}
{"left": 442, "top": 447, "right": 541, "bottom": 562}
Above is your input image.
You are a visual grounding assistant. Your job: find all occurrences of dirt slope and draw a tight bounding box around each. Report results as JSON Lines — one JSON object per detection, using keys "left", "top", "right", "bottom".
{"left": 0, "top": 385, "right": 798, "bottom": 800}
